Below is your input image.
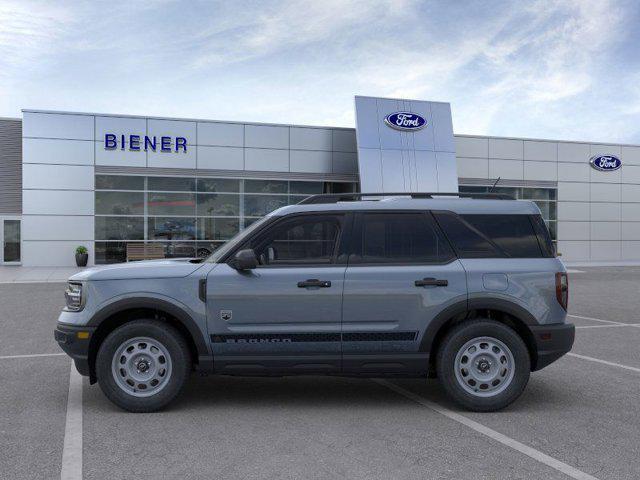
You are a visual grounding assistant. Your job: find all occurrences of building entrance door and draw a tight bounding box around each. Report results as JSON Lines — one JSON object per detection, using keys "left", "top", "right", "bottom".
{"left": 0, "top": 217, "right": 21, "bottom": 264}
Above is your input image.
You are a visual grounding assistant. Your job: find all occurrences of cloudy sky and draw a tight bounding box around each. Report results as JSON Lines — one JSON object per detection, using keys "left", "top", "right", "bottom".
{"left": 1, "top": 0, "right": 639, "bottom": 142}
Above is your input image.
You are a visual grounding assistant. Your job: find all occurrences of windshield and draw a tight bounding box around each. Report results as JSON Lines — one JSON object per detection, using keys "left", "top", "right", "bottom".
{"left": 205, "top": 215, "right": 272, "bottom": 263}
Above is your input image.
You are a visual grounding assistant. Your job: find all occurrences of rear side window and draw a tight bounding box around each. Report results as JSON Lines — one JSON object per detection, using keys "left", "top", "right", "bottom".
{"left": 434, "top": 212, "right": 548, "bottom": 258}
{"left": 530, "top": 215, "right": 555, "bottom": 257}
{"left": 432, "top": 212, "right": 500, "bottom": 258}
{"left": 352, "top": 212, "right": 454, "bottom": 264}
{"left": 462, "top": 215, "right": 542, "bottom": 258}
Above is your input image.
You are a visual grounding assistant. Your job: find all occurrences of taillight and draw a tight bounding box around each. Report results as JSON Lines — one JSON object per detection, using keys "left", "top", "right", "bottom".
{"left": 555, "top": 272, "right": 568, "bottom": 310}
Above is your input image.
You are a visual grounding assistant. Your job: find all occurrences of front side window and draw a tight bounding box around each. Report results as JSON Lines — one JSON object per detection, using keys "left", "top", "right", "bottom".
{"left": 248, "top": 215, "right": 342, "bottom": 266}
{"left": 353, "top": 212, "right": 454, "bottom": 264}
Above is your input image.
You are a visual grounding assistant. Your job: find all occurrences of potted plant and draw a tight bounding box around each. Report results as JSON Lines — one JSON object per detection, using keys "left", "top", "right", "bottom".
{"left": 75, "top": 246, "right": 88, "bottom": 267}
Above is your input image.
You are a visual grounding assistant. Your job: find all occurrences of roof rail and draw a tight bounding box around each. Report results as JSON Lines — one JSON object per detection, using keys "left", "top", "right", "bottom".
{"left": 297, "top": 192, "right": 513, "bottom": 205}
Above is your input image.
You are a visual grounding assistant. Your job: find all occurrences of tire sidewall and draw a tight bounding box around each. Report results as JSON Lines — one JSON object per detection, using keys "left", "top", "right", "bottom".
{"left": 437, "top": 320, "right": 530, "bottom": 412}
{"left": 96, "top": 320, "right": 191, "bottom": 412}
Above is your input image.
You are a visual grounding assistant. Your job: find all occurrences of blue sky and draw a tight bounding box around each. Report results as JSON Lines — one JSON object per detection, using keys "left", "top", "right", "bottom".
{"left": 1, "top": 0, "right": 639, "bottom": 142}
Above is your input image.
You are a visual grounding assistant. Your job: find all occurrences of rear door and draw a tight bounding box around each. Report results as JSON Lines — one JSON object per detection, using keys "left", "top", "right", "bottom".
{"left": 341, "top": 211, "right": 467, "bottom": 375}
{"left": 206, "top": 212, "right": 349, "bottom": 374}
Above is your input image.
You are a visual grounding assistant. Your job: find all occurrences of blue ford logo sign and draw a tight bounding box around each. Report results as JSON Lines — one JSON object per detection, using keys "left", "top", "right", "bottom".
{"left": 384, "top": 112, "right": 427, "bottom": 131}
{"left": 590, "top": 155, "right": 621, "bottom": 171}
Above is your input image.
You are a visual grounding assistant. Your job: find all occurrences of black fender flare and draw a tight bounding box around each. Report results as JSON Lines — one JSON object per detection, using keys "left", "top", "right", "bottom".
{"left": 419, "top": 297, "right": 538, "bottom": 353}
{"left": 419, "top": 299, "right": 468, "bottom": 353}
{"left": 87, "top": 297, "right": 210, "bottom": 357}
{"left": 467, "top": 297, "right": 539, "bottom": 325}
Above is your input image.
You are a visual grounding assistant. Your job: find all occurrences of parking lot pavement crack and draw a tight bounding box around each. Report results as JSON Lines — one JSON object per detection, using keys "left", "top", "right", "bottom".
{"left": 373, "top": 379, "right": 601, "bottom": 480}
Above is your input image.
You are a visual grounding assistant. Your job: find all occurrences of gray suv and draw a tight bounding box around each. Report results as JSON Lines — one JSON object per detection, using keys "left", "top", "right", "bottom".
{"left": 55, "top": 192, "right": 574, "bottom": 413}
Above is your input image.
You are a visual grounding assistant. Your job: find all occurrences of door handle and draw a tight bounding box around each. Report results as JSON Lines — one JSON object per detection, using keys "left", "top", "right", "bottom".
{"left": 415, "top": 278, "right": 448, "bottom": 287}
{"left": 297, "top": 279, "right": 331, "bottom": 288}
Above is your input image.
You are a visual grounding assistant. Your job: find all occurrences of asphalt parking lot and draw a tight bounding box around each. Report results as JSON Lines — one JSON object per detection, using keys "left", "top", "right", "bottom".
{"left": 1, "top": 267, "right": 640, "bottom": 480}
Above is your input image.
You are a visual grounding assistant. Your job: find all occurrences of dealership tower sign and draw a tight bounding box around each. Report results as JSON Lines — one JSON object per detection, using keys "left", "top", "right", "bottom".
{"left": 384, "top": 112, "right": 427, "bottom": 131}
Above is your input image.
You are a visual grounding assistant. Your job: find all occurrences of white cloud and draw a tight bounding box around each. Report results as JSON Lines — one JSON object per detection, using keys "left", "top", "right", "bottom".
{"left": 188, "top": 0, "right": 416, "bottom": 68}
{"left": 0, "top": 1, "right": 73, "bottom": 74}
{"left": 0, "top": 0, "right": 636, "bottom": 142}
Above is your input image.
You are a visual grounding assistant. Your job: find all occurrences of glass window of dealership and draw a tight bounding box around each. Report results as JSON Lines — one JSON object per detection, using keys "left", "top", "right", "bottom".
{"left": 93, "top": 175, "right": 554, "bottom": 264}
{"left": 2, "top": 101, "right": 640, "bottom": 267}
{"left": 94, "top": 175, "right": 356, "bottom": 263}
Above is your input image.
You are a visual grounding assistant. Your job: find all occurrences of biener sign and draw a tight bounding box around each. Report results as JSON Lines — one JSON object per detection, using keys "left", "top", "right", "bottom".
{"left": 104, "top": 134, "right": 188, "bottom": 152}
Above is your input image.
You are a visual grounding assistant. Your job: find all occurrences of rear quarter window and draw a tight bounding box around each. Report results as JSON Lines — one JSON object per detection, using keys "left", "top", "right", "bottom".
{"left": 462, "top": 215, "right": 543, "bottom": 258}
{"left": 434, "top": 212, "right": 550, "bottom": 258}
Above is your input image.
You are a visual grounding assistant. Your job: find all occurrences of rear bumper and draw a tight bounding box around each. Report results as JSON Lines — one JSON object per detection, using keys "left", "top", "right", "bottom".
{"left": 54, "top": 323, "right": 96, "bottom": 377}
{"left": 530, "top": 322, "right": 575, "bottom": 371}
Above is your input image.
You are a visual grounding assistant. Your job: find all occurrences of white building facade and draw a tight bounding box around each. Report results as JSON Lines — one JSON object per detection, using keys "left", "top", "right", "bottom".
{"left": 455, "top": 135, "right": 640, "bottom": 263}
{"left": 0, "top": 96, "right": 637, "bottom": 266}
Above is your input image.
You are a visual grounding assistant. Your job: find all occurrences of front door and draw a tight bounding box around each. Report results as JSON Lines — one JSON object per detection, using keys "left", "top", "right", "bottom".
{"left": 1, "top": 218, "right": 21, "bottom": 264}
{"left": 341, "top": 211, "right": 467, "bottom": 375}
{"left": 206, "top": 213, "right": 348, "bottom": 375}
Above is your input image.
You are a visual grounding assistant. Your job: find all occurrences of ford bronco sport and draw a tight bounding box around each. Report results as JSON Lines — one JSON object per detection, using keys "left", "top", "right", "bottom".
{"left": 55, "top": 192, "right": 574, "bottom": 412}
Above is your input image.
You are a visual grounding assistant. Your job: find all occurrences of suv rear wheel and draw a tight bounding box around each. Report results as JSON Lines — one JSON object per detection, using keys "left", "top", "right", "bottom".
{"left": 436, "top": 319, "right": 530, "bottom": 412}
{"left": 96, "top": 320, "right": 191, "bottom": 412}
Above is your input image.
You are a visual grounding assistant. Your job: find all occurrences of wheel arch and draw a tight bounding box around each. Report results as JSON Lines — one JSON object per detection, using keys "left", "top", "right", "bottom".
{"left": 86, "top": 297, "right": 210, "bottom": 383}
{"left": 421, "top": 298, "right": 539, "bottom": 373}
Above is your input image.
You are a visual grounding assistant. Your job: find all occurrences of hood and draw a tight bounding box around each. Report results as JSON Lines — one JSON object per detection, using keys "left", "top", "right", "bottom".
{"left": 69, "top": 258, "right": 206, "bottom": 281}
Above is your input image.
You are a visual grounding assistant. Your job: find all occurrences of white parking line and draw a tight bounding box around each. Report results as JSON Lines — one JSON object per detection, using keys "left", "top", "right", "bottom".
{"left": 374, "top": 379, "right": 599, "bottom": 480}
{"left": 568, "top": 314, "right": 625, "bottom": 325}
{"left": 575, "top": 324, "right": 640, "bottom": 329}
{"left": 567, "top": 353, "right": 640, "bottom": 374}
{"left": 60, "top": 360, "right": 83, "bottom": 480}
{"left": 0, "top": 352, "right": 66, "bottom": 360}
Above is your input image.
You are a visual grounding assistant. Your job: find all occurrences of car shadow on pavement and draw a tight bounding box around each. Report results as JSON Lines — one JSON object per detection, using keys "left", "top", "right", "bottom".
{"left": 177, "top": 375, "right": 426, "bottom": 410}
{"left": 84, "top": 374, "right": 440, "bottom": 413}
{"left": 85, "top": 372, "right": 570, "bottom": 415}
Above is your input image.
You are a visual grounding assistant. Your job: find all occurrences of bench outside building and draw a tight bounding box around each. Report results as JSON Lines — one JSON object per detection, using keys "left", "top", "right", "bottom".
{"left": 126, "top": 244, "right": 165, "bottom": 262}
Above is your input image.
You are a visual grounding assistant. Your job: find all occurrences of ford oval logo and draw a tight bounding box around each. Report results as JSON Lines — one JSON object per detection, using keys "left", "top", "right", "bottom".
{"left": 590, "top": 155, "right": 621, "bottom": 171}
{"left": 384, "top": 112, "right": 427, "bottom": 131}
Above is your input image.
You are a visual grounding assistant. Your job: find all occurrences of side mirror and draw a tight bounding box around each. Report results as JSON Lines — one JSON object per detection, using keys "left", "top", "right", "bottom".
{"left": 231, "top": 249, "right": 258, "bottom": 270}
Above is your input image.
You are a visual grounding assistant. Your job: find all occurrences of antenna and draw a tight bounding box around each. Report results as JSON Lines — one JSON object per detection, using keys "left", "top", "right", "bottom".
{"left": 489, "top": 177, "right": 501, "bottom": 192}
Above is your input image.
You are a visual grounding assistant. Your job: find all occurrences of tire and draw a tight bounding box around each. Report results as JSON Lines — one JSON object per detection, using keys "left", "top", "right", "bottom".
{"left": 96, "top": 319, "right": 192, "bottom": 413}
{"left": 436, "top": 319, "right": 530, "bottom": 412}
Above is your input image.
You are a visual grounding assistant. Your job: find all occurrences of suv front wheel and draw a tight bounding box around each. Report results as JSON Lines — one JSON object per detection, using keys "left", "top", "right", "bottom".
{"left": 436, "top": 319, "right": 530, "bottom": 412}
{"left": 96, "top": 319, "right": 192, "bottom": 412}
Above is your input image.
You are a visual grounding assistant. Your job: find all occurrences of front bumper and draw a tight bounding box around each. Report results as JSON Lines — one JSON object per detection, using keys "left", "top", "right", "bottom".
{"left": 530, "top": 322, "right": 575, "bottom": 371}
{"left": 54, "top": 323, "right": 96, "bottom": 377}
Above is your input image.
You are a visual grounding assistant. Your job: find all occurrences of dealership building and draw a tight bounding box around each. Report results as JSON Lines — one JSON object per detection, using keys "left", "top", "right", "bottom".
{"left": 0, "top": 95, "right": 639, "bottom": 267}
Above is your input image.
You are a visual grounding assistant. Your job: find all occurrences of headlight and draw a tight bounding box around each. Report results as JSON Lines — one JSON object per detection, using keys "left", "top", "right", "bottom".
{"left": 64, "top": 282, "right": 84, "bottom": 311}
